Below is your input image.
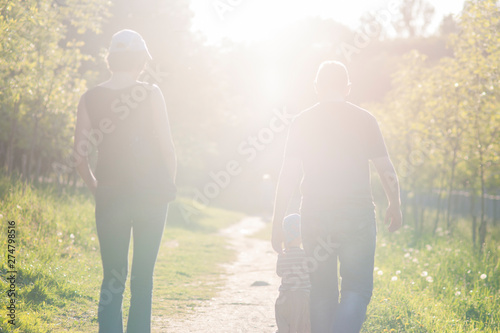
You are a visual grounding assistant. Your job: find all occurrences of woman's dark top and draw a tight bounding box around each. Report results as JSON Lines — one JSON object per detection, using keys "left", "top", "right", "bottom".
{"left": 83, "top": 82, "right": 175, "bottom": 203}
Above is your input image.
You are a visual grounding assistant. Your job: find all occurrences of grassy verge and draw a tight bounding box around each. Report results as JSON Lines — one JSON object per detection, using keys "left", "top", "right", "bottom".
{"left": 0, "top": 176, "right": 243, "bottom": 332}
{"left": 253, "top": 211, "right": 499, "bottom": 332}
{"left": 366, "top": 218, "right": 499, "bottom": 332}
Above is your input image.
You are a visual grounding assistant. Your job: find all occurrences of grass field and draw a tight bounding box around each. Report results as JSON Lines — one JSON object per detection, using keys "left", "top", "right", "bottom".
{"left": 1, "top": 174, "right": 498, "bottom": 332}
{"left": 0, "top": 176, "right": 243, "bottom": 332}
{"left": 366, "top": 218, "right": 499, "bottom": 332}
{"left": 254, "top": 210, "right": 500, "bottom": 332}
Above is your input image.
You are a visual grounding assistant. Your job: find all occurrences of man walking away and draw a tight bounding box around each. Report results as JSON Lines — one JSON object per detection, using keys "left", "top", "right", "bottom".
{"left": 271, "top": 61, "right": 402, "bottom": 333}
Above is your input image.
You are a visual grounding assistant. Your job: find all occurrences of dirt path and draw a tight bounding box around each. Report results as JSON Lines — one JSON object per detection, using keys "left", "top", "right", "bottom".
{"left": 154, "top": 216, "right": 280, "bottom": 333}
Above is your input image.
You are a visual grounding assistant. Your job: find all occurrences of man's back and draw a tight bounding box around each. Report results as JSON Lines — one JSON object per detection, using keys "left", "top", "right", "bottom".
{"left": 285, "top": 100, "right": 388, "bottom": 212}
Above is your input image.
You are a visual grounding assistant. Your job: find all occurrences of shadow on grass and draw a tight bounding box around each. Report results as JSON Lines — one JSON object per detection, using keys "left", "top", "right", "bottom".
{"left": 1, "top": 262, "right": 93, "bottom": 308}
{"left": 165, "top": 200, "right": 214, "bottom": 233}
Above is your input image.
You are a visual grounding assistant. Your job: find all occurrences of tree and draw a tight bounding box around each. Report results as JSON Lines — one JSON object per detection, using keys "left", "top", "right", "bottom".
{"left": 439, "top": 14, "right": 459, "bottom": 36}
{"left": 451, "top": 0, "right": 500, "bottom": 251}
{"left": 0, "top": 0, "right": 109, "bottom": 181}
{"left": 368, "top": 0, "right": 500, "bottom": 251}
{"left": 393, "top": 0, "right": 436, "bottom": 38}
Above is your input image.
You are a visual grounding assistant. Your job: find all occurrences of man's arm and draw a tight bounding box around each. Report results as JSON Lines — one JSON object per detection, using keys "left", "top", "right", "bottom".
{"left": 371, "top": 156, "right": 402, "bottom": 232}
{"left": 271, "top": 155, "right": 302, "bottom": 253}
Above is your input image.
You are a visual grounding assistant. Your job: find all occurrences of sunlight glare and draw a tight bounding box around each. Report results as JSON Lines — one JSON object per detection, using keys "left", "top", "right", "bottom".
{"left": 190, "top": 0, "right": 385, "bottom": 43}
{"left": 190, "top": 0, "right": 467, "bottom": 44}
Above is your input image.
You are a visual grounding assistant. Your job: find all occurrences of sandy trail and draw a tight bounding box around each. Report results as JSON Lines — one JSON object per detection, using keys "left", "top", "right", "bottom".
{"left": 154, "top": 216, "right": 280, "bottom": 333}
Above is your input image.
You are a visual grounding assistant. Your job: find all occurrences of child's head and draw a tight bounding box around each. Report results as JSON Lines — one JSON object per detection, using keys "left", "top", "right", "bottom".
{"left": 283, "top": 214, "right": 301, "bottom": 248}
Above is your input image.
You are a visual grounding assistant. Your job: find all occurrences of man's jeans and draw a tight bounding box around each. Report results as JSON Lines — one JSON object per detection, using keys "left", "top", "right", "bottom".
{"left": 301, "top": 205, "right": 377, "bottom": 333}
{"left": 95, "top": 187, "right": 169, "bottom": 333}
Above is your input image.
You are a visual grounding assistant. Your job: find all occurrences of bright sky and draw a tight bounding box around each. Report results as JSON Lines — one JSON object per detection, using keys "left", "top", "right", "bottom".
{"left": 189, "top": 0, "right": 467, "bottom": 44}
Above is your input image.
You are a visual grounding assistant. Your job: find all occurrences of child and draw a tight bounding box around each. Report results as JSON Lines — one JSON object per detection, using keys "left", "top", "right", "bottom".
{"left": 275, "top": 214, "right": 311, "bottom": 333}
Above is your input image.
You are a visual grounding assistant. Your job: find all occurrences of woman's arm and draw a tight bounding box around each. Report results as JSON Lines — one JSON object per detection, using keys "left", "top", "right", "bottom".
{"left": 74, "top": 95, "right": 98, "bottom": 195}
{"left": 150, "top": 85, "right": 177, "bottom": 183}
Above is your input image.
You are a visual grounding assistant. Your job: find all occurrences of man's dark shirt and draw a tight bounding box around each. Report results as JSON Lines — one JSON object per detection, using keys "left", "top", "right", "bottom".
{"left": 285, "top": 100, "right": 388, "bottom": 213}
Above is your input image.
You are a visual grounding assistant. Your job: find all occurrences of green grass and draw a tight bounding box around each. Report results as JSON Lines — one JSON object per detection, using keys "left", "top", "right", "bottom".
{"left": 254, "top": 211, "right": 500, "bottom": 332}
{"left": 0, "top": 175, "right": 244, "bottom": 332}
{"left": 366, "top": 218, "right": 499, "bottom": 332}
{"left": 1, "top": 174, "right": 498, "bottom": 332}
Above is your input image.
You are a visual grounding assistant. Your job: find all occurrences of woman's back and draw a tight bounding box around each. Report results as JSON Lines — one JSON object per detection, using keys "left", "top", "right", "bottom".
{"left": 74, "top": 29, "right": 176, "bottom": 333}
{"left": 84, "top": 82, "right": 174, "bottom": 200}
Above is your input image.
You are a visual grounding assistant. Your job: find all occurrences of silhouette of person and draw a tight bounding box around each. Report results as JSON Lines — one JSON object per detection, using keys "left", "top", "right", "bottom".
{"left": 271, "top": 60, "right": 402, "bottom": 333}
{"left": 74, "top": 29, "right": 177, "bottom": 333}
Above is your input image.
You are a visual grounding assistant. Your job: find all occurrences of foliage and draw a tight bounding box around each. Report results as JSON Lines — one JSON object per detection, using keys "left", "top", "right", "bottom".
{"left": 0, "top": 0, "right": 109, "bottom": 179}
{"left": 369, "top": 0, "right": 500, "bottom": 248}
{"left": 364, "top": 215, "right": 500, "bottom": 332}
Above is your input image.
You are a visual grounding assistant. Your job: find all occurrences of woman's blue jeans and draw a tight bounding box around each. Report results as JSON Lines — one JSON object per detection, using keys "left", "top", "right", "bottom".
{"left": 95, "top": 188, "right": 169, "bottom": 333}
{"left": 301, "top": 205, "right": 377, "bottom": 333}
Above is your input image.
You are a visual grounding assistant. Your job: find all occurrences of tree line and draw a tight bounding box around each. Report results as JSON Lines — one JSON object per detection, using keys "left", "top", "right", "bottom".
{"left": 370, "top": 0, "right": 500, "bottom": 251}
{"left": 1, "top": 0, "right": 497, "bottom": 252}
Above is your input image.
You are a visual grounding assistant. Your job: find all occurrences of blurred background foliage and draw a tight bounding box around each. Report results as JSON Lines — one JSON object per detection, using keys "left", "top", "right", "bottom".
{"left": 0, "top": 0, "right": 499, "bottom": 248}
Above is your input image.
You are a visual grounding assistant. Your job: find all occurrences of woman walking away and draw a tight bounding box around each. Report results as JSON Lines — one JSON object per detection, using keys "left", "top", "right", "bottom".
{"left": 74, "top": 29, "right": 177, "bottom": 333}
